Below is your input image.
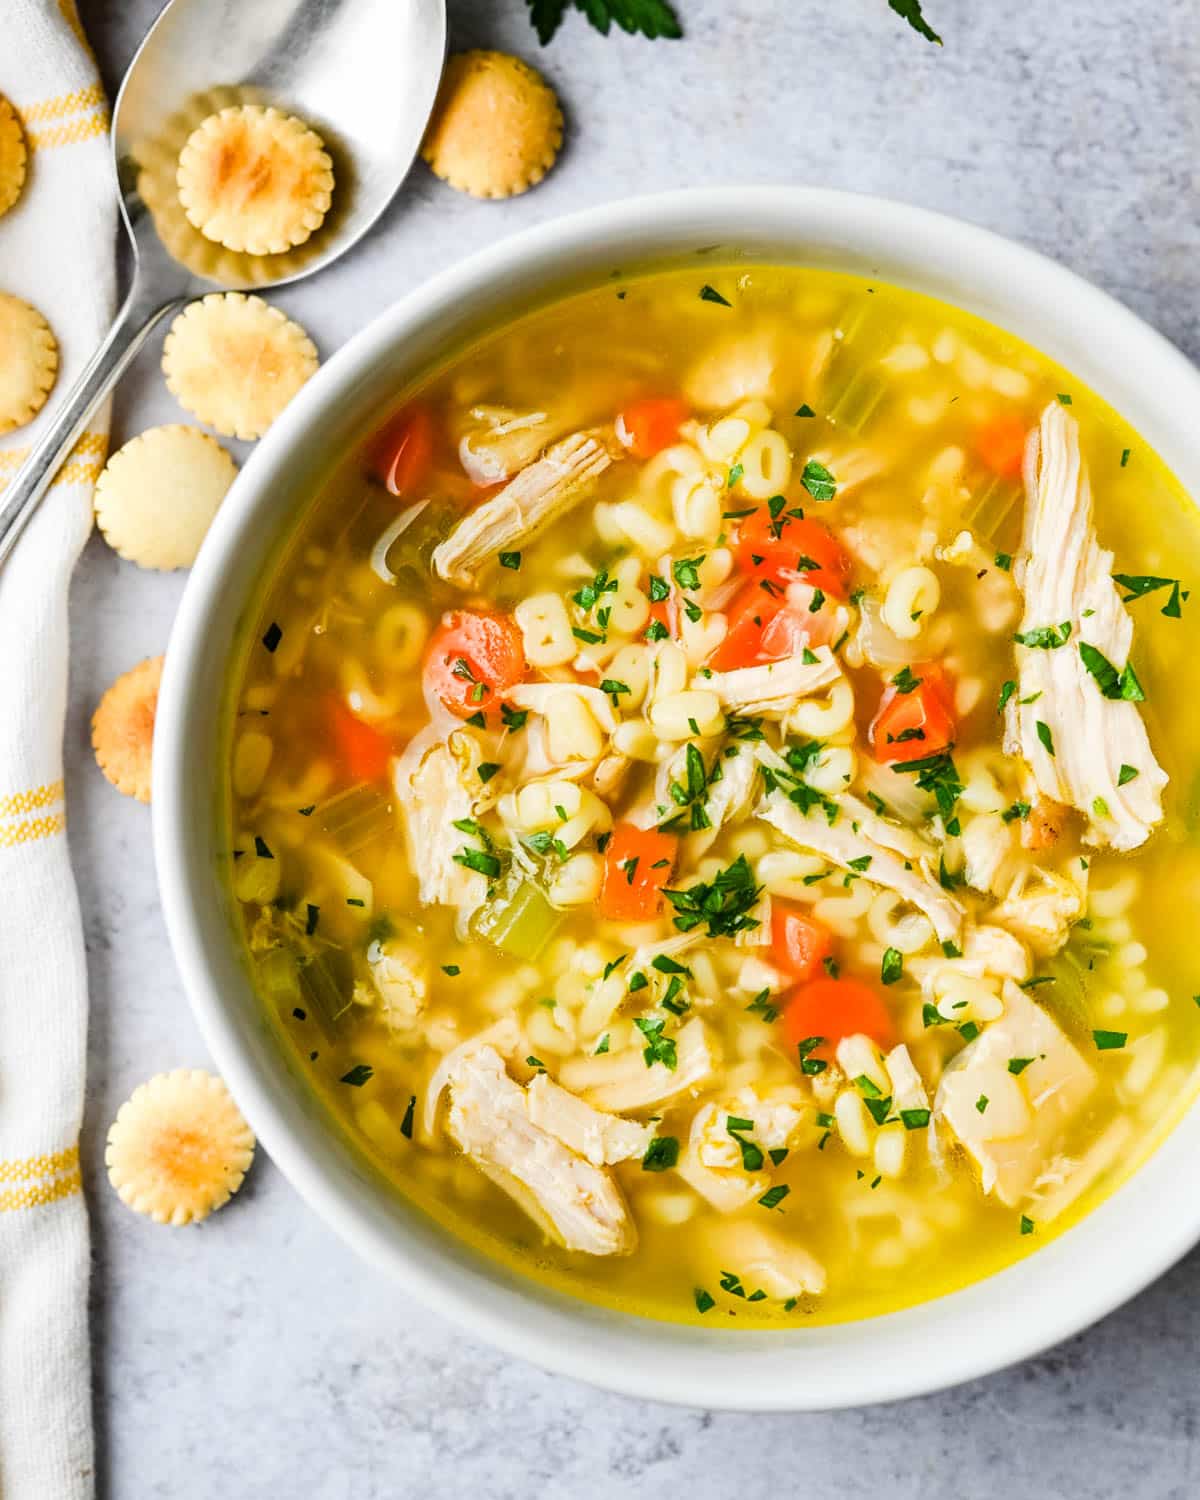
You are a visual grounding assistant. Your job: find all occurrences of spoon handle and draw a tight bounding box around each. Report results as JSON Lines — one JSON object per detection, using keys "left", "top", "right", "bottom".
{"left": 0, "top": 276, "right": 184, "bottom": 569}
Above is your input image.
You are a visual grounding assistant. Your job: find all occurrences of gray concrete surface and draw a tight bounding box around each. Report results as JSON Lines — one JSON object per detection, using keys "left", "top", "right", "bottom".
{"left": 69, "top": 1, "right": 1200, "bottom": 1495}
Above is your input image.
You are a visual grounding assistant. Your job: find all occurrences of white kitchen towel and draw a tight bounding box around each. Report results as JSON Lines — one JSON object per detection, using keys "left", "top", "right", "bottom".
{"left": 0, "top": 4, "right": 116, "bottom": 1497}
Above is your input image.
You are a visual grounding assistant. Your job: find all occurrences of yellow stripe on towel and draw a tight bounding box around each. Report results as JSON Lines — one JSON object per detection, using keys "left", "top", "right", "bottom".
{"left": 0, "top": 1170, "right": 83, "bottom": 1214}
{"left": 25, "top": 112, "right": 110, "bottom": 153}
{"left": 18, "top": 82, "right": 106, "bottom": 125}
{"left": 0, "top": 814, "right": 66, "bottom": 848}
{"left": 0, "top": 1145, "right": 80, "bottom": 1186}
{"left": 0, "top": 781, "right": 64, "bottom": 818}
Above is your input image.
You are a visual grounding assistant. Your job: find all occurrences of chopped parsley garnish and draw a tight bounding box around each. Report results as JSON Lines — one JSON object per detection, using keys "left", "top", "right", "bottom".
{"left": 673, "top": 556, "right": 705, "bottom": 591}
{"left": 1056, "top": 392, "right": 1073, "bottom": 405}
{"left": 641, "top": 1136, "right": 680, "bottom": 1172}
{"left": 644, "top": 619, "right": 670, "bottom": 642}
{"left": 1014, "top": 621, "right": 1072, "bottom": 650}
{"left": 292, "top": 1006, "right": 306, "bottom": 1021}
{"left": 651, "top": 954, "right": 691, "bottom": 976}
{"left": 891, "top": 750, "right": 963, "bottom": 821}
{"left": 891, "top": 666, "right": 923, "bottom": 694}
{"left": 253, "top": 835, "right": 273, "bottom": 860}
{"left": 595, "top": 1033, "right": 611, "bottom": 1055}
{"left": 975, "top": 1094, "right": 989, "bottom": 1114}
{"left": 648, "top": 573, "right": 670, "bottom": 602}
{"left": 1035, "top": 720, "right": 1055, "bottom": 757}
{"left": 1020, "top": 1215, "right": 1035, "bottom": 1235}
{"left": 1078, "top": 641, "right": 1145, "bottom": 702}
{"left": 476, "top": 762, "right": 501, "bottom": 784}
{"left": 600, "top": 677, "right": 631, "bottom": 706}
{"left": 795, "top": 403, "right": 815, "bottom": 418}
{"left": 297, "top": 804, "right": 315, "bottom": 817}
{"left": 994, "top": 552, "right": 1012, "bottom": 571}
{"left": 727, "top": 463, "right": 744, "bottom": 488}
{"left": 746, "top": 989, "right": 779, "bottom": 1024}
{"left": 1007, "top": 1057, "right": 1035, "bottom": 1075}
{"left": 261, "top": 621, "right": 283, "bottom": 652}
{"left": 758, "top": 1184, "right": 790, "bottom": 1211}
{"left": 997, "top": 679, "right": 1016, "bottom": 714}
{"left": 453, "top": 846, "right": 501, "bottom": 879}
{"left": 900, "top": 1108, "right": 931, "bottom": 1130}
{"left": 572, "top": 625, "right": 605, "bottom": 645}
{"left": 339, "top": 1064, "right": 373, "bottom": 1087}
{"left": 635, "top": 1016, "right": 677, "bottom": 1069}
{"left": 1092, "top": 1029, "right": 1128, "bottom": 1051}
{"left": 726, "top": 1116, "right": 764, "bottom": 1172}
{"left": 1120, "top": 448, "right": 1131, "bottom": 467}
{"left": 465, "top": 711, "right": 487, "bottom": 729}
{"left": 699, "top": 283, "right": 731, "bottom": 307}
{"left": 881, "top": 947, "right": 903, "bottom": 985}
{"left": 305, "top": 902, "right": 319, "bottom": 935}
{"left": 628, "top": 970, "right": 648, "bottom": 993}
{"left": 498, "top": 551, "right": 521, "bottom": 570}
{"left": 800, "top": 458, "right": 837, "bottom": 502}
{"left": 400, "top": 1095, "right": 415, "bottom": 1139}
{"left": 694, "top": 1287, "right": 715, "bottom": 1314}
{"left": 1118, "top": 763, "right": 1139, "bottom": 786}
{"left": 1001, "top": 800, "right": 1031, "bottom": 823}
{"left": 796, "top": 1035, "right": 827, "bottom": 1076}
{"left": 663, "top": 854, "right": 762, "bottom": 938}
{"left": 500, "top": 702, "right": 528, "bottom": 730}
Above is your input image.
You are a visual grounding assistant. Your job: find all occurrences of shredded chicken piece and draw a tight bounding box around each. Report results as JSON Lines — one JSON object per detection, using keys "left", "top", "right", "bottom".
{"left": 392, "top": 727, "right": 487, "bottom": 918}
{"left": 1027, "top": 1116, "right": 1134, "bottom": 1223}
{"left": 704, "top": 1220, "right": 827, "bottom": 1299}
{"left": 556, "top": 1017, "right": 716, "bottom": 1114}
{"left": 446, "top": 1046, "right": 636, "bottom": 1256}
{"left": 935, "top": 982, "right": 1096, "bottom": 1206}
{"left": 457, "top": 405, "right": 556, "bottom": 486}
{"left": 705, "top": 649, "right": 840, "bottom": 717}
{"left": 525, "top": 1073, "right": 652, "bottom": 1166}
{"left": 883, "top": 1044, "right": 929, "bottom": 1114}
{"left": 757, "top": 791, "right": 964, "bottom": 944}
{"left": 367, "top": 940, "right": 428, "bottom": 1032}
{"left": 423, "top": 1019, "right": 522, "bottom": 1137}
{"left": 989, "top": 864, "right": 1086, "bottom": 958}
{"left": 910, "top": 923, "right": 1032, "bottom": 999}
{"left": 1005, "top": 402, "right": 1167, "bottom": 850}
{"left": 433, "top": 428, "right": 619, "bottom": 586}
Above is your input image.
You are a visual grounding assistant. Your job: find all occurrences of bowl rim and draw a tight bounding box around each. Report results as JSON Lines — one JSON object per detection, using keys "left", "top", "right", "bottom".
{"left": 153, "top": 185, "right": 1200, "bottom": 1411}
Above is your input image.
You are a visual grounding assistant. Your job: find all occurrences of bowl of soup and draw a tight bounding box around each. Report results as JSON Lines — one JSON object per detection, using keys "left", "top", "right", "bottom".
{"left": 154, "top": 187, "right": 1200, "bottom": 1408}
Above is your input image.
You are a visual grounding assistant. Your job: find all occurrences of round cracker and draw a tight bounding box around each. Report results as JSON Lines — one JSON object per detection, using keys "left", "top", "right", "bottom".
{"left": 176, "top": 104, "right": 334, "bottom": 255}
{"left": 94, "top": 425, "right": 236, "bottom": 570}
{"left": 421, "top": 51, "right": 563, "bottom": 200}
{"left": 0, "top": 95, "right": 27, "bottom": 219}
{"left": 105, "top": 1069, "right": 255, "bottom": 1225}
{"left": 0, "top": 293, "right": 57, "bottom": 434}
{"left": 162, "top": 293, "right": 318, "bottom": 441}
{"left": 91, "top": 655, "right": 163, "bottom": 803}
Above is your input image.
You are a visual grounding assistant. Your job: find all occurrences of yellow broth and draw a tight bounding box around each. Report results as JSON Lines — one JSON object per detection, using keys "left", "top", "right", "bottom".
{"left": 222, "top": 266, "right": 1200, "bottom": 1326}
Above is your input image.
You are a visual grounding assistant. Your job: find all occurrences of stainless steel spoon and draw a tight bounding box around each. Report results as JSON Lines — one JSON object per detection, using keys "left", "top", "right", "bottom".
{"left": 0, "top": 0, "right": 446, "bottom": 567}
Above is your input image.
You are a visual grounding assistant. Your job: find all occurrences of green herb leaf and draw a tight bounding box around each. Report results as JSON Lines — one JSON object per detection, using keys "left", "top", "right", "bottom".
{"left": 1014, "top": 621, "right": 1072, "bottom": 650}
{"left": 800, "top": 458, "right": 837, "bottom": 502}
{"left": 881, "top": 946, "right": 903, "bottom": 985}
{"left": 339, "top": 1064, "right": 373, "bottom": 1087}
{"left": 900, "top": 1108, "right": 931, "bottom": 1130}
{"left": 1092, "top": 1029, "right": 1128, "bottom": 1051}
{"left": 887, "top": 0, "right": 942, "bottom": 44}
{"left": 1118, "top": 763, "right": 1139, "bottom": 786}
{"left": 758, "top": 1184, "right": 790, "bottom": 1211}
{"left": 1020, "top": 1214, "right": 1035, "bottom": 1235}
{"left": 635, "top": 1016, "right": 677, "bottom": 1069}
{"left": 997, "top": 679, "right": 1016, "bottom": 714}
{"left": 1007, "top": 1057, "right": 1035, "bottom": 1075}
{"left": 641, "top": 1135, "right": 680, "bottom": 1172}
{"left": 699, "top": 283, "right": 731, "bottom": 307}
{"left": 499, "top": 551, "right": 522, "bottom": 570}
{"left": 1036, "top": 720, "right": 1055, "bottom": 758}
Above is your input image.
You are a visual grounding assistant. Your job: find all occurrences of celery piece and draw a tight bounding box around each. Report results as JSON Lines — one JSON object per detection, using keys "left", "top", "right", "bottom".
{"left": 473, "top": 879, "right": 563, "bottom": 961}
{"left": 963, "top": 474, "right": 1022, "bottom": 548}
{"left": 256, "top": 947, "right": 301, "bottom": 1012}
{"left": 821, "top": 296, "right": 900, "bottom": 436}
{"left": 298, "top": 947, "right": 355, "bottom": 1036}
{"left": 312, "top": 782, "right": 394, "bottom": 855}
{"left": 827, "top": 370, "right": 888, "bottom": 436}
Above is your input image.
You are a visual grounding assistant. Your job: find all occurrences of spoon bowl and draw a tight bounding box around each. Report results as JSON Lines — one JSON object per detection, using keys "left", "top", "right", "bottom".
{"left": 0, "top": 0, "right": 446, "bottom": 566}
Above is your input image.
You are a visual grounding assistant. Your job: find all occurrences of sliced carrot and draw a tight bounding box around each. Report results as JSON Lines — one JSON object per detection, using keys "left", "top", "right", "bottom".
{"left": 327, "top": 699, "right": 394, "bottom": 783}
{"left": 423, "top": 610, "right": 526, "bottom": 719}
{"left": 770, "top": 904, "right": 834, "bottom": 982}
{"left": 975, "top": 411, "right": 1029, "bottom": 480}
{"left": 782, "top": 977, "right": 896, "bottom": 1060}
{"left": 708, "top": 580, "right": 836, "bottom": 671}
{"left": 735, "top": 509, "right": 851, "bottom": 598}
{"left": 869, "top": 662, "right": 956, "bottom": 765}
{"left": 369, "top": 404, "right": 435, "bottom": 498}
{"left": 616, "top": 397, "right": 690, "bottom": 459}
{"left": 599, "top": 823, "right": 678, "bottom": 922}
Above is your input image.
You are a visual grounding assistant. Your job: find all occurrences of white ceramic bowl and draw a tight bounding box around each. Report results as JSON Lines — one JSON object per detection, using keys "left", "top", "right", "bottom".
{"left": 154, "top": 187, "right": 1200, "bottom": 1410}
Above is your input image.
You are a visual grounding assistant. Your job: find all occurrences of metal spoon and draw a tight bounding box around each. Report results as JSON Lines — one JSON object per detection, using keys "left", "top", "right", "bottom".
{"left": 0, "top": 0, "right": 446, "bottom": 567}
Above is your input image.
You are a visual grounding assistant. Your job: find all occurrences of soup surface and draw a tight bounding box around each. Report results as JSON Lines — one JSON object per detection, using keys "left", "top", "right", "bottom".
{"left": 223, "top": 265, "right": 1200, "bottom": 1326}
